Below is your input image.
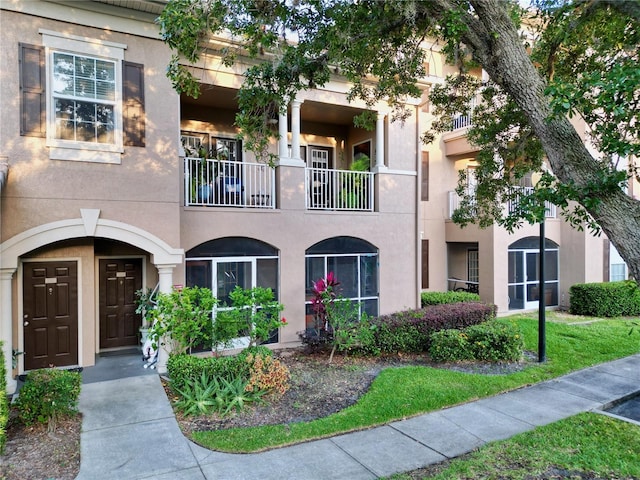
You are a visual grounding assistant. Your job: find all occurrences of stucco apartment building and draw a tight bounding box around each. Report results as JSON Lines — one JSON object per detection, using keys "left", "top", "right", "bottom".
{"left": 0, "top": 0, "right": 628, "bottom": 392}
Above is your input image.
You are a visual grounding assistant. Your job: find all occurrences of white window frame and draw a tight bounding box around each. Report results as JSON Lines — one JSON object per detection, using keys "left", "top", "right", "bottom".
{"left": 41, "top": 29, "right": 126, "bottom": 164}
{"left": 609, "top": 244, "right": 628, "bottom": 282}
{"left": 508, "top": 247, "right": 559, "bottom": 310}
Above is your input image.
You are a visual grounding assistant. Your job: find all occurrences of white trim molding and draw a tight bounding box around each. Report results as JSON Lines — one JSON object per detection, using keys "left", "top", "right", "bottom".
{"left": 0, "top": 214, "right": 184, "bottom": 270}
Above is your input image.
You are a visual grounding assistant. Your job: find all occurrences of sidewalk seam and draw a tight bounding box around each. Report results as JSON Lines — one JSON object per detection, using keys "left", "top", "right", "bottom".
{"left": 327, "top": 436, "right": 382, "bottom": 478}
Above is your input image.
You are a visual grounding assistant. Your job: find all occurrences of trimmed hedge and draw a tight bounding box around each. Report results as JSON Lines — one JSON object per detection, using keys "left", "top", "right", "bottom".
{"left": 429, "top": 320, "right": 524, "bottom": 362}
{"left": 167, "top": 353, "right": 251, "bottom": 393}
{"left": 0, "top": 343, "right": 8, "bottom": 454}
{"left": 421, "top": 291, "right": 481, "bottom": 307}
{"left": 371, "top": 302, "right": 496, "bottom": 354}
{"left": 569, "top": 280, "right": 640, "bottom": 317}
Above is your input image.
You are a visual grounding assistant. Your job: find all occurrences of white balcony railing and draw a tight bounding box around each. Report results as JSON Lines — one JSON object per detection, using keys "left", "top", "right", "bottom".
{"left": 448, "top": 191, "right": 461, "bottom": 218}
{"left": 306, "top": 167, "right": 374, "bottom": 211}
{"left": 184, "top": 157, "right": 275, "bottom": 208}
{"left": 448, "top": 189, "right": 477, "bottom": 219}
{"left": 451, "top": 96, "right": 478, "bottom": 131}
{"left": 448, "top": 188, "right": 556, "bottom": 219}
{"left": 507, "top": 187, "right": 557, "bottom": 218}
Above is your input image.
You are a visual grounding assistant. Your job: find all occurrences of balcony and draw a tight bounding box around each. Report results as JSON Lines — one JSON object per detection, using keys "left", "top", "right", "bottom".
{"left": 506, "top": 187, "right": 557, "bottom": 218}
{"left": 443, "top": 96, "right": 480, "bottom": 157}
{"left": 306, "top": 167, "right": 374, "bottom": 211}
{"left": 448, "top": 188, "right": 556, "bottom": 219}
{"left": 184, "top": 157, "right": 275, "bottom": 208}
{"left": 448, "top": 190, "right": 475, "bottom": 219}
{"left": 451, "top": 95, "right": 478, "bottom": 131}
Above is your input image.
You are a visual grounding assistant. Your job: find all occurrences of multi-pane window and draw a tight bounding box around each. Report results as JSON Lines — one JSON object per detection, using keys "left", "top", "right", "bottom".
{"left": 52, "top": 52, "right": 116, "bottom": 144}
{"left": 467, "top": 249, "right": 479, "bottom": 284}
{"left": 610, "top": 264, "right": 627, "bottom": 281}
{"left": 609, "top": 244, "right": 628, "bottom": 282}
{"left": 305, "top": 237, "right": 379, "bottom": 328}
{"left": 186, "top": 238, "right": 280, "bottom": 348}
{"left": 212, "top": 137, "right": 240, "bottom": 162}
{"left": 507, "top": 237, "right": 559, "bottom": 310}
{"left": 180, "top": 132, "right": 241, "bottom": 161}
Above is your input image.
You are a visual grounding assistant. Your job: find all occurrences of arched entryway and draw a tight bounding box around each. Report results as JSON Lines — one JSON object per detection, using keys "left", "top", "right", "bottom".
{"left": 0, "top": 210, "right": 183, "bottom": 392}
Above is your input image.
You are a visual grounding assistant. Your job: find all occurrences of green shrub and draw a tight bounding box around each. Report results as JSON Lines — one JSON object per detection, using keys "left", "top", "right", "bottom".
{"left": 429, "top": 329, "right": 474, "bottom": 362}
{"left": 372, "top": 302, "right": 496, "bottom": 353}
{"left": 429, "top": 320, "right": 524, "bottom": 363}
{"left": 214, "top": 286, "right": 285, "bottom": 348}
{"left": 0, "top": 343, "right": 8, "bottom": 454}
{"left": 351, "top": 317, "right": 381, "bottom": 357}
{"left": 16, "top": 369, "right": 81, "bottom": 431}
{"left": 237, "top": 345, "right": 273, "bottom": 363}
{"left": 374, "top": 322, "right": 425, "bottom": 353}
{"left": 465, "top": 320, "right": 524, "bottom": 362}
{"left": 569, "top": 280, "right": 640, "bottom": 317}
{"left": 421, "top": 291, "right": 481, "bottom": 307}
{"left": 173, "top": 371, "right": 264, "bottom": 417}
{"left": 167, "top": 354, "right": 248, "bottom": 394}
{"left": 149, "top": 286, "right": 217, "bottom": 354}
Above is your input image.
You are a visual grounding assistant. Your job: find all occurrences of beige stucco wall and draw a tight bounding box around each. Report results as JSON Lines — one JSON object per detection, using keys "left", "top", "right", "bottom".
{"left": 0, "top": 10, "right": 182, "bottom": 247}
{"left": 0, "top": 5, "right": 184, "bottom": 378}
{"left": 179, "top": 166, "right": 418, "bottom": 347}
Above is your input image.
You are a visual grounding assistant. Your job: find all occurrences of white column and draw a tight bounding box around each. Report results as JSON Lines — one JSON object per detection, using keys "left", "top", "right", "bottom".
{"left": 1, "top": 269, "right": 17, "bottom": 394}
{"left": 157, "top": 265, "right": 176, "bottom": 293}
{"left": 291, "top": 99, "right": 303, "bottom": 161}
{"left": 278, "top": 111, "right": 288, "bottom": 161}
{"left": 375, "top": 112, "right": 387, "bottom": 171}
{"left": 155, "top": 264, "right": 176, "bottom": 373}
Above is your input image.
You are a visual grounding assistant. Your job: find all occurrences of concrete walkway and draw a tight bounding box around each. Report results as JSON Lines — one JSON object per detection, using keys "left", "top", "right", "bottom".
{"left": 76, "top": 353, "right": 640, "bottom": 480}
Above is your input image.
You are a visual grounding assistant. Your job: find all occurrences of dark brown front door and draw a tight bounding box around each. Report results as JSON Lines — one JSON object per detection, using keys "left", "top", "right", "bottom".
{"left": 23, "top": 262, "right": 79, "bottom": 370}
{"left": 99, "top": 259, "right": 143, "bottom": 349}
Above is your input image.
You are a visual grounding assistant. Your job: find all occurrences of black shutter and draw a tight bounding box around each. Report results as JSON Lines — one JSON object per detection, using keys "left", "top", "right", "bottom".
{"left": 123, "top": 61, "right": 145, "bottom": 147}
{"left": 421, "top": 239, "right": 429, "bottom": 289}
{"left": 19, "top": 43, "right": 46, "bottom": 137}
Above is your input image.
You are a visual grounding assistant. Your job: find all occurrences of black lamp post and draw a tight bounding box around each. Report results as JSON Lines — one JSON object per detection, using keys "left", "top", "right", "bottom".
{"left": 538, "top": 209, "right": 546, "bottom": 363}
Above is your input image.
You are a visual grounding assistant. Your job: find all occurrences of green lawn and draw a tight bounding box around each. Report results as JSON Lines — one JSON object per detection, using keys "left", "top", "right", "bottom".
{"left": 387, "top": 413, "right": 640, "bottom": 479}
{"left": 192, "top": 314, "right": 640, "bottom": 453}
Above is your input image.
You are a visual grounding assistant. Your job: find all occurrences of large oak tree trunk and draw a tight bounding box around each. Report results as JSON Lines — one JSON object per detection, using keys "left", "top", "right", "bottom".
{"left": 426, "top": 0, "right": 640, "bottom": 282}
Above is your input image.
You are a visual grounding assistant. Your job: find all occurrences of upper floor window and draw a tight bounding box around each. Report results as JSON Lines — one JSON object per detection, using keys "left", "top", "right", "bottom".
{"left": 41, "top": 30, "right": 125, "bottom": 162}
{"left": 52, "top": 52, "right": 117, "bottom": 144}
{"left": 19, "top": 30, "right": 144, "bottom": 164}
{"left": 181, "top": 132, "right": 241, "bottom": 162}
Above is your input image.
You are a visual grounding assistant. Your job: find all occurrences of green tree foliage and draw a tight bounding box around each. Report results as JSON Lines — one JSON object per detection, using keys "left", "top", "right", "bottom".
{"left": 149, "top": 286, "right": 217, "bottom": 354}
{"left": 158, "top": 0, "right": 640, "bottom": 280}
{"left": 214, "top": 286, "right": 285, "bottom": 348}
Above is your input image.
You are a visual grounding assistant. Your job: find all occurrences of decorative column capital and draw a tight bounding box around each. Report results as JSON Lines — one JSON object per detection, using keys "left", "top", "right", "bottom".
{"left": 0, "top": 268, "right": 16, "bottom": 281}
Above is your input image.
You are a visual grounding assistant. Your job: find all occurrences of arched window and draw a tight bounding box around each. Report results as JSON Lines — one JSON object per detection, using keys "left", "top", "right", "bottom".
{"left": 186, "top": 237, "right": 280, "bottom": 344}
{"left": 508, "top": 237, "right": 559, "bottom": 310}
{"left": 305, "top": 236, "right": 379, "bottom": 327}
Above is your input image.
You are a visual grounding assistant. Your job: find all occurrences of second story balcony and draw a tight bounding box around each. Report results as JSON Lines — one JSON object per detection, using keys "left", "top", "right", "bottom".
{"left": 306, "top": 167, "right": 374, "bottom": 211}
{"left": 184, "top": 157, "right": 276, "bottom": 208}
{"left": 183, "top": 157, "right": 376, "bottom": 212}
{"left": 448, "top": 187, "right": 557, "bottom": 220}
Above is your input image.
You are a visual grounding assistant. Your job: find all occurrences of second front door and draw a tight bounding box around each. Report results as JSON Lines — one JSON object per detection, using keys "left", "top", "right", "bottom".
{"left": 99, "top": 259, "right": 143, "bottom": 349}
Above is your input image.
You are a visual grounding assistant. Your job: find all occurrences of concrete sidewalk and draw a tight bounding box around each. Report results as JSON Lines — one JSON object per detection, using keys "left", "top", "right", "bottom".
{"left": 76, "top": 354, "right": 640, "bottom": 480}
